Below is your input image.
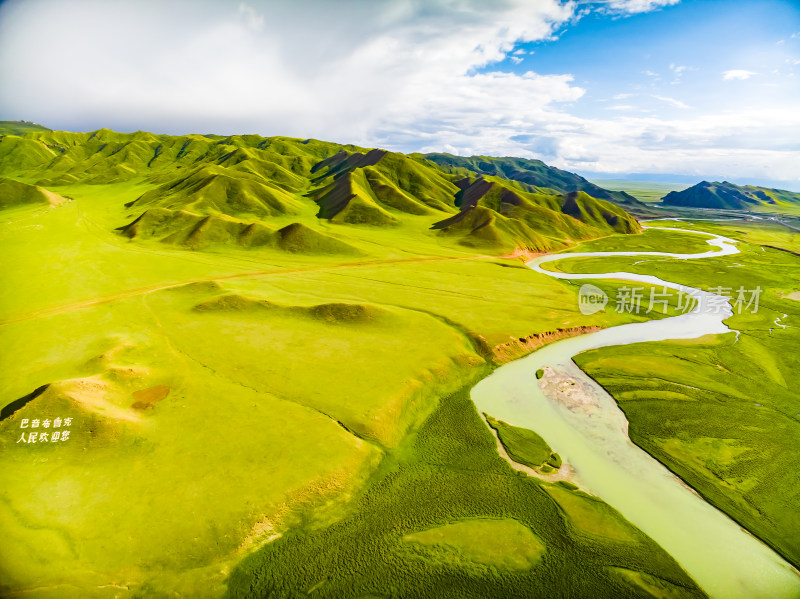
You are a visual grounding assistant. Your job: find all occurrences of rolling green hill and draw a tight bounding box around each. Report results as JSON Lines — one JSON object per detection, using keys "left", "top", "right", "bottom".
{"left": 433, "top": 178, "right": 640, "bottom": 252}
{"left": 0, "top": 120, "right": 52, "bottom": 136}
{"left": 0, "top": 177, "right": 68, "bottom": 210}
{"left": 423, "top": 153, "right": 646, "bottom": 210}
{"left": 0, "top": 126, "right": 644, "bottom": 254}
{"left": 662, "top": 180, "right": 800, "bottom": 210}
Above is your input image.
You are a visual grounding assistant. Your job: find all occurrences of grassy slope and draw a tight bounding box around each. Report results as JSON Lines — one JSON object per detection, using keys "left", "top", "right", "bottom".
{"left": 0, "top": 120, "right": 51, "bottom": 136}
{"left": 0, "top": 178, "right": 692, "bottom": 596}
{"left": 561, "top": 221, "right": 800, "bottom": 568}
{"left": 662, "top": 181, "right": 800, "bottom": 212}
{"left": 0, "top": 128, "right": 647, "bottom": 255}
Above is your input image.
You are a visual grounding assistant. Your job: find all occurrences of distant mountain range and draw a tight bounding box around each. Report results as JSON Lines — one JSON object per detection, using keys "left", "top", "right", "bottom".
{"left": 580, "top": 170, "right": 800, "bottom": 192}
{"left": 662, "top": 180, "right": 800, "bottom": 210}
{"left": 0, "top": 122, "right": 642, "bottom": 253}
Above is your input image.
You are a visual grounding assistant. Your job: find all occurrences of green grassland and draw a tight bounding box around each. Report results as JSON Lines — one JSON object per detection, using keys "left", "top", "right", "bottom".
{"left": 225, "top": 385, "right": 703, "bottom": 598}
{"left": 485, "top": 415, "right": 562, "bottom": 472}
{"left": 643, "top": 218, "right": 800, "bottom": 254}
{"left": 563, "top": 225, "right": 714, "bottom": 254}
{"left": 562, "top": 221, "right": 800, "bottom": 569}
{"left": 0, "top": 182, "right": 684, "bottom": 597}
{"left": 403, "top": 518, "right": 546, "bottom": 571}
{"left": 542, "top": 484, "right": 641, "bottom": 543}
{"left": 0, "top": 128, "right": 709, "bottom": 596}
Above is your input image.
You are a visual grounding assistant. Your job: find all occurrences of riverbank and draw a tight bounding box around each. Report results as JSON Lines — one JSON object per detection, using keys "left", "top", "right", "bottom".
{"left": 472, "top": 225, "right": 800, "bottom": 598}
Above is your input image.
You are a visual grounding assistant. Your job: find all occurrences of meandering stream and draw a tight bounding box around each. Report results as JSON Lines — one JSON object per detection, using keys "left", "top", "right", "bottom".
{"left": 471, "top": 226, "right": 800, "bottom": 598}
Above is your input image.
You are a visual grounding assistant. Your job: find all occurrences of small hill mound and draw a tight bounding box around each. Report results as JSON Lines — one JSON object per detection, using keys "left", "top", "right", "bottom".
{"left": 120, "top": 208, "right": 274, "bottom": 249}
{"left": 0, "top": 177, "right": 68, "bottom": 210}
{"left": 194, "top": 294, "right": 278, "bottom": 312}
{"left": 434, "top": 205, "right": 553, "bottom": 252}
{"left": 128, "top": 165, "right": 303, "bottom": 219}
{"left": 308, "top": 302, "right": 383, "bottom": 324}
{"left": 275, "top": 222, "right": 359, "bottom": 254}
{"left": 119, "top": 208, "right": 358, "bottom": 254}
{"left": 194, "top": 294, "right": 385, "bottom": 324}
{"left": 165, "top": 281, "right": 225, "bottom": 295}
{"left": 662, "top": 180, "right": 800, "bottom": 210}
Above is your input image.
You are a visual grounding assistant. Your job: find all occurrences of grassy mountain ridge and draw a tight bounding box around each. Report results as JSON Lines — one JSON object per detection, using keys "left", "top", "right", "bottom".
{"left": 433, "top": 177, "right": 640, "bottom": 252}
{"left": 0, "top": 120, "right": 51, "bottom": 136}
{"left": 0, "top": 126, "right": 643, "bottom": 253}
{"left": 423, "top": 153, "right": 646, "bottom": 210}
{"left": 662, "top": 180, "right": 800, "bottom": 210}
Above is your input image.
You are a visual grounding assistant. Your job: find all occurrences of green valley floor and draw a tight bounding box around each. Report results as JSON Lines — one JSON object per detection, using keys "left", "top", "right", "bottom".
{"left": 1, "top": 182, "right": 708, "bottom": 597}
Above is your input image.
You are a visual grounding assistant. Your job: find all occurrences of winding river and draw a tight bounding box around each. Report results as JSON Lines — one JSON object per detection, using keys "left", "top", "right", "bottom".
{"left": 471, "top": 226, "right": 800, "bottom": 598}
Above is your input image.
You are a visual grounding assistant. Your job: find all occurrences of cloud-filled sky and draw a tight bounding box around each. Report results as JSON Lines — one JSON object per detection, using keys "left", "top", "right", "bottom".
{"left": 0, "top": 0, "right": 798, "bottom": 187}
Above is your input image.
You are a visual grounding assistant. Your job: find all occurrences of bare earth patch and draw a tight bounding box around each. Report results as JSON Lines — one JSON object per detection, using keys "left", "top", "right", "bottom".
{"left": 537, "top": 366, "right": 601, "bottom": 416}
{"left": 131, "top": 385, "right": 171, "bottom": 410}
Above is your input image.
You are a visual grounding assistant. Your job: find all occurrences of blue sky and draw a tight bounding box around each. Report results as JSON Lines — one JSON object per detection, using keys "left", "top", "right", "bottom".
{"left": 0, "top": 0, "right": 798, "bottom": 188}
{"left": 497, "top": 0, "right": 799, "bottom": 121}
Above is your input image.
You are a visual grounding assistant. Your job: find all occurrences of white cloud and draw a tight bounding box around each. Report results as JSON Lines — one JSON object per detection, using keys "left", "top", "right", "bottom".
{"left": 601, "top": 0, "right": 680, "bottom": 15}
{"left": 643, "top": 69, "right": 659, "bottom": 77}
{"left": 0, "top": 0, "right": 576, "bottom": 143}
{"left": 0, "top": 0, "right": 797, "bottom": 186}
{"left": 722, "top": 69, "right": 758, "bottom": 81}
{"left": 652, "top": 94, "right": 690, "bottom": 109}
{"left": 237, "top": 3, "right": 263, "bottom": 32}
{"left": 613, "top": 93, "right": 634, "bottom": 99}
{"left": 510, "top": 56, "right": 523, "bottom": 64}
{"left": 667, "top": 63, "right": 696, "bottom": 84}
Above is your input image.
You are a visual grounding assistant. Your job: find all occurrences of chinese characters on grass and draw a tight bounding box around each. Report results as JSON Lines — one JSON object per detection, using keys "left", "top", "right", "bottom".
{"left": 579, "top": 284, "right": 762, "bottom": 316}
{"left": 16, "top": 417, "right": 72, "bottom": 444}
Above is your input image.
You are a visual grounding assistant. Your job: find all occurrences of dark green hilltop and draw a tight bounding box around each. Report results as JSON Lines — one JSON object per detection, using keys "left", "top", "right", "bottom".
{"left": 0, "top": 121, "right": 643, "bottom": 254}
{"left": 662, "top": 180, "right": 800, "bottom": 210}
